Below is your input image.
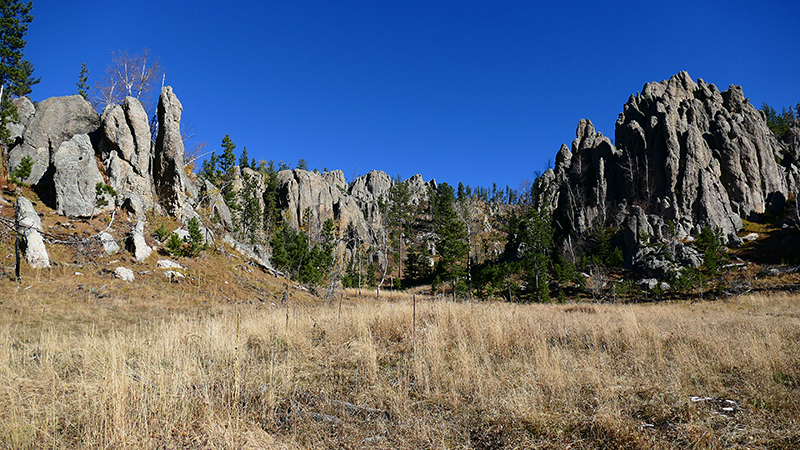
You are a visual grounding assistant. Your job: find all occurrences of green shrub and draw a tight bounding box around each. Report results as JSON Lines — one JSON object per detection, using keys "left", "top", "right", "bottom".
{"left": 10, "top": 155, "right": 33, "bottom": 184}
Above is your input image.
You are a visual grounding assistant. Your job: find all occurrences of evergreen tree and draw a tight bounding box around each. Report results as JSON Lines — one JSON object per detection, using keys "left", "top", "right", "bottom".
{"left": 431, "top": 183, "right": 468, "bottom": 289}
{"left": 76, "top": 62, "right": 89, "bottom": 100}
{"left": 239, "top": 146, "right": 250, "bottom": 169}
{"left": 217, "top": 134, "right": 239, "bottom": 213}
{"left": 386, "top": 175, "right": 414, "bottom": 286}
{"left": 200, "top": 150, "right": 220, "bottom": 184}
{"left": 261, "top": 160, "right": 280, "bottom": 234}
{"left": 219, "top": 134, "right": 237, "bottom": 176}
{"left": 238, "top": 170, "right": 263, "bottom": 244}
{"left": 511, "top": 208, "right": 553, "bottom": 302}
{"left": 1, "top": 0, "right": 39, "bottom": 159}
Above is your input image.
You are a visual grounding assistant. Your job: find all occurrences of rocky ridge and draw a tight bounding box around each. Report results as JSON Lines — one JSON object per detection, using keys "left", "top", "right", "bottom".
{"left": 534, "top": 71, "right": 799, "bottom": 273}
{"left": 6, "top": 88, "right": 436, "bottom": 268}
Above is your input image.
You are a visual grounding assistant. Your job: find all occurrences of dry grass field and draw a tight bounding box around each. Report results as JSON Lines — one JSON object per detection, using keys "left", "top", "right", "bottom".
{"left": 0, "top": 248, "right": 798, "bottom": 449}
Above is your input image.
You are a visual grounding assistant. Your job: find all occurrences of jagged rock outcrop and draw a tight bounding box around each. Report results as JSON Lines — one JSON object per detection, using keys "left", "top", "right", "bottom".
{"left": 52, "top": 134, "right": 110, "bottom": 217}
{"left": 201, "top": 179, "right": 233, "bottom": 231}
{"left": 278, "top": 169, "right": 373, "bottom": 242}
{"left": 15, "top": 197, "right": 50, "bottom": 268}
{"left": 9, "top": 95, "right": 100, "bottom": 186}
{"left": 406, "top": 173, "right": 436, "bottom": 205}
{"left": 154, "top": 86, "right": 196, "bottom": 221}
{"left": 535, "top": 72, "right": 793, "bottom": 267}
{"left": 350, "top": 170, "right": 392, "bottom": 229}
{"left": 272, "top": 168, "right": 434, "bottom": 247}
{"left": 100, "top": 96, "right": 155, "bottom": 215}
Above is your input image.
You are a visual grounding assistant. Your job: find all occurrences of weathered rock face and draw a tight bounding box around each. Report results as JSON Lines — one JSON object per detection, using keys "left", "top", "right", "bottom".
{"left": 154, "top": 86, "right": 196, "bottom": 221}
{"left": 201, "top": 179, "right": 233, "bottom": 231}
{"left": 406, "top": 173, "right": 435, "bottom": 205}
{"left": 8, "top": 96, "right": 35, "bottom": 144}
{"left": 278, "top": 169, "right": 373, "bottom": 243}
{"left": 349, "top": 170, "right": 393, "bottom": 229}
{"left": 52, "top": 134, "right": 109, "bottom": 217}
{"left": 535, "top": 72, "right": 792, "bottom": 262}
{"left": 100, "top": 96, "right": 155, "bottom": 214}
{"left": 15, "top": 197, "right": 50, "bottom": 268}
{"left": 9, "top": 95, "right": 100, "bottom": 186}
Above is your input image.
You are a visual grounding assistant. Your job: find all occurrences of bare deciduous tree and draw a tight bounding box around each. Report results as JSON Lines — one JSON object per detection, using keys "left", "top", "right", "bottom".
{"left": 92, "top": 48, "right": 162, "bottom": 112}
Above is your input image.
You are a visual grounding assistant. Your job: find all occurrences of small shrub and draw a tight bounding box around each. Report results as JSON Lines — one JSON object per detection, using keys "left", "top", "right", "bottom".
{"left": 154, "top": 223, "right": 170, "bottom": 241}
{"left": 95, "top": 182, "right": 118, "bottom": 209}
{"left": 10, "top": 155, "right": 33, "bottom": 184}
{"left": 166, "top": 233, "right": 185, "bottom": 257}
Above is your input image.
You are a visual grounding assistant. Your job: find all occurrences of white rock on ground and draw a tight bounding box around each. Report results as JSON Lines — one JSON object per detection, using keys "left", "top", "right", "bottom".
{"left": 114, "top": 267, "right": 135, "bottom": 282}
{"left": 15, "top": 197, "right": 50, "bottom": 268}
{"left": 157, "top": 259, "right": 184, "bottom": 269}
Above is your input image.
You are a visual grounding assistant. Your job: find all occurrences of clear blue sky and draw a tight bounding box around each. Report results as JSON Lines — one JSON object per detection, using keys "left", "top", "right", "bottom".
{"left": 24, "top": 0, "right": 800, "bottom": 189}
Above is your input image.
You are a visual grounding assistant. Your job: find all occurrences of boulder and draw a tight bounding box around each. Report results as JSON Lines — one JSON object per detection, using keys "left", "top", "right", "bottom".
{"left": 98, "top": 231, "right": 120, "bottom": 255}
{"left": 15, "top": 197, "right": 50, "bottom": 268}
{"left": 9, "top": 95, "right": 100, "bottom": 186}
{"left": 127, "top": 221, "right": 152, "bottom": 262}
{"left": 164, "top": 270, "right": 185, "bottom": 280}
{"left": 157, "top": 259, "right": 184, "bottom": 270}
{"left": 114, "top": 266, "right": 135, "bottom": 282}
{"left": 8, "top": 96, "right": 35, "bottom": 144}
{"left": 52, "top": 134, "right": 109, "bottom": 217}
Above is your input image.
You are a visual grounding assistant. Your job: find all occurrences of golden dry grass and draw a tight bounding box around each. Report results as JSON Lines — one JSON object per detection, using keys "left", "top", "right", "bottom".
{"left": 0, "top": 252, "right": 798, "bottom": 450}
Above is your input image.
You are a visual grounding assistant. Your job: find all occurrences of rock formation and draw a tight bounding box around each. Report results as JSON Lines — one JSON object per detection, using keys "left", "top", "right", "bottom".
{"left": 52, "top": 134, "right": 109, "bottom": 217}
{"left": 9, "top": 95, "right": 100, "bottom": 187}
{"left": 153, "top": 86, "right": 196, "bottom": 221}
{"left": 278, "top": 169, "right": 373, "bottom": 243}
{"left": 100, "top": 96, "right": 155, "bottom": 216}
{"left": 534, "top": 72, "right": 796, "bottom": 267}
{"left": 15, "top": 197, "right": 50, "bottom": 268}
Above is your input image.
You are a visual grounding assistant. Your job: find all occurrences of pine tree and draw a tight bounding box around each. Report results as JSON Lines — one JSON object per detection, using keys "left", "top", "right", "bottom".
{"left": 76, "top": 62, "right": 89, "bottom": 100}
{"left": 239, "top": 146, "right": 250, "bottom": 169}
{"left": 387, "top": 175, "right": 413, "bottom": 286}
{"left": 431, "top": 183, "right": 468, "bottom": 289}
{"left": 238, "top": 170, "right": 263, "bottom": 244}
{"left": 261, "top": 160, "right": 280, "bottom": 235}
{"left": 219, "top": 134, "right": 237, "bottom": 176}
{"left": 1, "top": 0, "right": 40, "bottom": 164}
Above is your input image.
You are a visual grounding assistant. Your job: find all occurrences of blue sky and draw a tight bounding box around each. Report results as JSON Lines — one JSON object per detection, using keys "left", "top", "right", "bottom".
{"left": 24, "top": 0, "right": 800, "bottom": 189}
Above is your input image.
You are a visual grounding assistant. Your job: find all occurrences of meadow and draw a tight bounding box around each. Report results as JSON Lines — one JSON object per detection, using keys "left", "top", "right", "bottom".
{"left": 0, "top": 257, "right": 798, "bottom": 449}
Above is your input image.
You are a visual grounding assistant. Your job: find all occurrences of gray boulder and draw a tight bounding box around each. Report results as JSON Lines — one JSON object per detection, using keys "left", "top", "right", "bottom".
{"left": 9, "top": 95, "right": 100, "bottom": 186}
{"left": 98, "top": 231, "right": 120, "bottom": 255}
{"left": 114, "top": 266, "right": 135, "bottom": 282}
{"left": 127, "top": 221, "right": 152, "bottom": 262}
{"left": 52, "top": 134, "right": 109, "bottom": 217}
{"left": 15, "top": 197, "right": 50, "bottom": 268}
